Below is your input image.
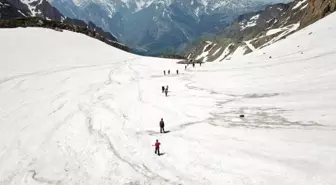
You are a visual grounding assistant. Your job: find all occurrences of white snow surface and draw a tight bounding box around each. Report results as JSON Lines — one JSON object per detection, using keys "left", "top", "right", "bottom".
{"left": 244, "top": 40, "right": 256, "bottom": 51}
{"left": 227, "top": 45, "right": 247, "bottom": 59}
{"left": 212, "top": 46, "right": 222, "bottom": 56}
{"left": 240, "top": 14, "right": 259, "bottom": 30}
{"left": 1, "top": 11, "right": 336, "bottom": 185}
{"left": 262, "top": 23, "right": 300, "bottom": 48}
{"left": 300, "top": 3, "right": 308, "bottom": 10}
{"left": 20, "top": 0, "right": 43, "bottom": 16}
{"left": 292, "top": 0, "right": 307, "bottom": 10}
{"left": 266, "top": 27, "right": 286, "bottom": 36}
{"left": 214, "top": 43, "right": 233, "bottom": 62}
{"left": 195, "top": 41, "right": 213, "bottom": 61}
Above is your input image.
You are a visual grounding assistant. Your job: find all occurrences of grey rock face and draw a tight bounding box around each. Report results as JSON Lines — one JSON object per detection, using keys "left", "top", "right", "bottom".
{"left": 50, "top": 0, "right": 266, "bottom": 55}
{"left": 0, "top": 0, "right": 30, "bottom": 19}
{"left": 187, "top": 0, "right": 312, "bottom": 62}
{"left": 0, "top": 0, "right": 127, "bottom": 51}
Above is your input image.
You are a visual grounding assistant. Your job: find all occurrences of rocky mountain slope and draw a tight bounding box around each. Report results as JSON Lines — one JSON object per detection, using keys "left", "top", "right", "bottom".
{"left": 50, "top": 0, "right": 266, "bottom": 55}
{"left": 187, "top": 0, "right": 327, "bottom": 62}
{"left": 0, "top": 0, "right": 63, "bottom": 20}
{"left": 300, "top": 0, "right": 336, "bottom": 27}
{"left": 0, "top": 0, "right": 30, "bottom": 19}
{"left": 0, "top": 0, "right": 129, "bottom": 51}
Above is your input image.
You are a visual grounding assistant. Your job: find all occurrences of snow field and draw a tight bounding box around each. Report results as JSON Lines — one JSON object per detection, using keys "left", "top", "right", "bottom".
{"left": 1, "top": 12, "right": 336, "bottom": 185}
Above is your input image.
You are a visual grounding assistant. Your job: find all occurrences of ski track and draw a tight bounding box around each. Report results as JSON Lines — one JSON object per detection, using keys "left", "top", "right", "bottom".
{"left": 1, "top": 56, "right": 335, "bottom": 184}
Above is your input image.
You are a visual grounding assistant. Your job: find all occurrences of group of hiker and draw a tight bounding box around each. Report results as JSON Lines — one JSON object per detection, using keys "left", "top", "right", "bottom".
{"left": 185, "top": 61, "right": 201, "bottom": 70}
{"left": 163, "top": 69, "right": 179, "bottom": 76}
{"left": 153, "top": 118, "right": 166, "bottom": 155}
{"left": 154, "top": 60, "right": 204, "bottom": 156}
{"left": 161, "top": 85, "right": 169, "bottom": 97}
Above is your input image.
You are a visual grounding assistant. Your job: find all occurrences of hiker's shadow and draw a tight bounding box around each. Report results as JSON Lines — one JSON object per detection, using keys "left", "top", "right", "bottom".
{"left": 159, "top": 153, "right": 165, "bottom": 156}
{"left": 163, "top": 131, "right": 170, "bottom": 134}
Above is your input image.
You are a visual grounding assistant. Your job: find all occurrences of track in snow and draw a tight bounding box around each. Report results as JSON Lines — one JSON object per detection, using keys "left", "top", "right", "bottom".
{"left": 1, "top": 12, "right": 336, "bottom": 185}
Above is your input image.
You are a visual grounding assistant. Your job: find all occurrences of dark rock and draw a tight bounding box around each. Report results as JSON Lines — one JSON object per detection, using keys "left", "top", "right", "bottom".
{"left": 300, "top": 0, "right": 336, "bottom": 28}
{"left": 186, "top": 0, "right": 313, "bottom": 62}
{"left": 0, "top": 17, "right": 130, "bottom": 52}
{"left": 0, "top": 0, "right": 129, "bottom": 52}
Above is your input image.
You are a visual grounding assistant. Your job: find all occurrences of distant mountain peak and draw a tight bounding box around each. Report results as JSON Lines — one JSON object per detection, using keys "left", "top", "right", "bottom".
{"left": 50, "top": 0, "right": 266, "bottom": 55}
{"left": 186, "top": 0, "right": 336, "bottom": 63}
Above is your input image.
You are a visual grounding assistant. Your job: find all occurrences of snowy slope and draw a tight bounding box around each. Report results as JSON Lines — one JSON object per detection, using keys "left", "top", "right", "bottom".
{"left": 188, "top": 0, "right": 309, "bottom": 62}
{"left": 1, "top": 11, "right": 336, "bottom": 185}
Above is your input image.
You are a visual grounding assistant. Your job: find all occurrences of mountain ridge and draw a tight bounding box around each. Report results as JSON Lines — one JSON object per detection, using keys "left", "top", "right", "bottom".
{"left": 186, "top": 0, "right": 335, "bottom": 62}
{"left": 0, "top": 0, "right": 130, "bottom": 51}
{"left": 50, "top": 0, "right": 267, "bottom": 55}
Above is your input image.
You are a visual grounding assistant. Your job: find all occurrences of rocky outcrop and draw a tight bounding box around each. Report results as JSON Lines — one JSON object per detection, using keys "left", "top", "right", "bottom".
{"left": 187, "top": 0, "right": 336, "bottom": 63}
{"left": 64, "top": 18, "right": 118, "bottom": 42}
{"left": 5, "top": 0, "right": 63, "bottom": 20}
{"left": 0, "top": 0, "right": 128, "bottom": 51}
{"left": 300, "top": 0, "right": 336, "bottom": 28}
{"left": 0, "top": 17, "right": 130, "bottom": 52}
{"left": 186, "top": 0, "right": 309, "bottom": 62}
{"left": 0, "top": 0, "right": 30, "bottom": 19}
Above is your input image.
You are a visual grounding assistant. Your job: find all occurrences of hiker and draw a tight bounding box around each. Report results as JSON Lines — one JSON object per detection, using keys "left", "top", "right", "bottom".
{"left": 163, "top": 70, "right": 166, "bottom": 75}
{"left": 176, "top": 70, "right": 179, "bottom": 75}
{"left": 154, "top": 139, "right": 161, "bottom": 155}
{"left": 200, "top": 62, "right": 202, "bottom": 66}
{"left": 165, "top": 86, "right": 168, "bottom": 97}
{"left": 160, "top": 118, "right": 165, "bottom": 133}
{"left": 168, "top": 70, "right": 170, "bottom": 75}
{"left": 162, "top": 86, "right": 165, "bottom": 93}
{"left": 192, "top": 63, "right": 195, "bottom": 67}
{"left": 185, "top": 65, "right": 187, "bottom": 70}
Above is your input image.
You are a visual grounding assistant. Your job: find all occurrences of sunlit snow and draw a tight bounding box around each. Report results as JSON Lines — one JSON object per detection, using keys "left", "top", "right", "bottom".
{"left": 292, "top": 0, "right": 307, "bottom": 10}
{"left": 1, "top": 12, "right": 336, "bottom": 185}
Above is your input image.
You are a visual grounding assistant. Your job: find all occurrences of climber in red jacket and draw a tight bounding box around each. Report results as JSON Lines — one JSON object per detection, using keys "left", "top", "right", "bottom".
{"left": 154, "top": 139, "right": 161, "bottom": 156}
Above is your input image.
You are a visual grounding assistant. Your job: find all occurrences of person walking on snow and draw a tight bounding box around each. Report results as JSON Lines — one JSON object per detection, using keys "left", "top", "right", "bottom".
{"left": 185, "top": 65, "right": 187, "bottom": 70}
{"left": 176, "top": 70, "right": 179, "bottom": 75}
{"left": 160, "top": 118, "right": 165, "bottom": 133}
{"left": 168, "top": 70, "right": 170, "bottom": 75}
{"left": 154, "top": 139, "right": 161, "bottom": 155}
{"left": 163, "top": 70, "right": 166, "bottom": 76}
{"left": 162, "top": 86, "right": 165, "bottom": 93}
{"left": 165, "top": 86, "right": 168, "bottom": 97}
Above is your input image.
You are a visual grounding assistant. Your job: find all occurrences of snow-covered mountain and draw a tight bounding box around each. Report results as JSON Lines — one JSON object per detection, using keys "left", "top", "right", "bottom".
{"left": 186, "top": 0, "right": 336, "bottom": 62}
{"left": 0, "top": 0, "right": 30, "bottom": 19}
{"left": 0, "top": 0, "right": 131, "bottom": 51}
{"left": 4, "top": 0, "right": 64, "bottom": 20}
{"left": 50, "top": 0, "right": 266, "bottom": 55}
{"left": 1, "top": 9, "right": 336, "bottom": 184}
